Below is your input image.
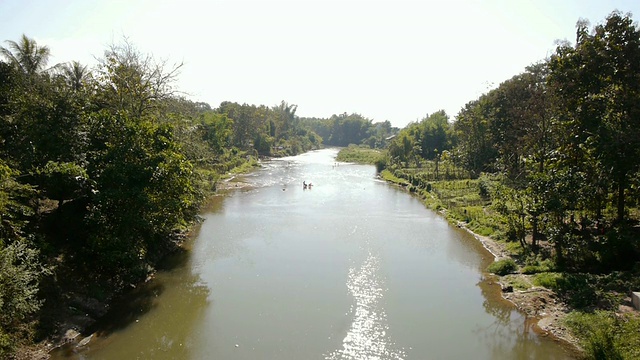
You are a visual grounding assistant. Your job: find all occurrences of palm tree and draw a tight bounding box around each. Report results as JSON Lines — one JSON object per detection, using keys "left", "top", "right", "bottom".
{"left": 60, "top": 61, "right": 89, "bottom": 91}
{"left": 0, "top": 34, "right": 51, "bottom": 75}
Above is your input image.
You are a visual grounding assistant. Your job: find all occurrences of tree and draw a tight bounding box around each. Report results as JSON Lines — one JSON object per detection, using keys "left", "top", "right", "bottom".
{"left": 0, "top": 34, "right": 51, "bottom": 75}
{"left": 83, "top": 111, "right": 200, "bottom": 285}
{"left": 93, "top": 38, "right": 183, "bottom": 119}
{"left": 59, "top": 61, "right": 90, "bottom": 91}
{"left": 34, "top": 161, "right": 88, "bottom": 208}
{"left": 549, "top": 11, "right": 640, "bottom": 223}
{"left": 454, "top": 97, "right": 499, "bottom": 176}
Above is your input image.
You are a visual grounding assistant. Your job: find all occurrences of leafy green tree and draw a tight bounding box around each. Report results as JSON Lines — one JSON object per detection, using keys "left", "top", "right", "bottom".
{"left": 34, "top": 161, "right": 88, "bottom": 208}
{"left": 3, "top": 73, "right": 85, "bottom": 171}
{"left": 84, "top": 111, "right": 200, "bottom": 285}
{"left": 0, "top": 160, "right": 45, "bottom": 357}
{"left": 454, "top": 97, "right": 499, "bottom": 176}
{"left": 549, "top": 11, "right": 640, "bottom": 223}
{"left": 199, "top": 112, "right": 233, "bottom": 154}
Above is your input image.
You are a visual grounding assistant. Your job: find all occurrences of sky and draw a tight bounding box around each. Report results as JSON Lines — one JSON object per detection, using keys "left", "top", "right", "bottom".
{"left": 1, "top": 0, "right": 639, "bottom": 128}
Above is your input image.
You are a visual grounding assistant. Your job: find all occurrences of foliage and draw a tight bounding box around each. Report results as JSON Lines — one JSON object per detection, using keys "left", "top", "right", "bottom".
{"left": 386, "top": 110, "right": 455, "bottom": 168}
{"left": 83, "top": 111, "right": 201, "bottom": 285}
{"left": 303, "top": 114, "right": 396, "bottom": 148}
{"left": 532, "top": 272, "right": 562, "bottom": 288}
{"left": 521, "top": 257, "right": 556, "bottom": 274}
{"left": 486, "top": 258, "right": 517, "bottom": 275}
{"left": 34, "top": 161, "right": 88, "bottom": 206}
{"left": 0, "top": 34, "right": 51, "bottom": 75}
{"left": 564, "top": 311, "right": 640, "bottom": 360}
{"left": 0, "top": 241, "right": 49, "bottom": 355}
{"left": 94, "top": 38, "right": 182, "bottom": 118}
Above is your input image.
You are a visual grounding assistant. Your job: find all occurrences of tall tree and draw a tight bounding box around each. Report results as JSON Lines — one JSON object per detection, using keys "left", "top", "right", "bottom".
{"left": 0, "top": 34, "right": 51, "bottom": 75}
{"left": 60, "top": 61, "right": 90, "bottom": 91}
{"left": 93, "top": 38, "right": 182, "bottom": 119}
{"left": 549, "top": 11, "right": 640, "bottom": 223}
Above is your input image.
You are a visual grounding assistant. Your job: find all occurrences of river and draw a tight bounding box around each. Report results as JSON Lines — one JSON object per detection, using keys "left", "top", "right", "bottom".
{"left": 53, "top": 148, "right": 573, "bottom": 359}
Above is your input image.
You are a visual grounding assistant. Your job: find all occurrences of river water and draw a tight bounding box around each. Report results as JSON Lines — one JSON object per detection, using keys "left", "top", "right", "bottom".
{"left": 53, "top": 148, "right": 573, "bottom": 359}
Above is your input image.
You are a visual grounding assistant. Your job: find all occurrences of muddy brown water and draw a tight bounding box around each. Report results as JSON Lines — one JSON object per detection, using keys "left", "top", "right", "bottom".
{"left": 51, "top": 148, "right": 574, "bottom": 359}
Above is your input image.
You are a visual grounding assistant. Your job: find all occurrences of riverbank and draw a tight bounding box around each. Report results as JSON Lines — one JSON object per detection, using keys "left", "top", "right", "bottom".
{"left": 23, "top": 168, "right": 262, "bottom": 359}
{"left": 456, "top": 222, "right": 581, "bottom": 352}
{"left": 383, "top": 175, "right": 583, "bottom": 356}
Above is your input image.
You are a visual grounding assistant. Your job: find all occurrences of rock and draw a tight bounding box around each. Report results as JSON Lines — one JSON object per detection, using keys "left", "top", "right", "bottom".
{"left": 63, "top": 329, "right": 80, "bottom": 343}
{"left": 501, "top": 285, "right": 514, "bottom": 293}
{"left": 76, "top": 334, "right": 93, "bottom": 348}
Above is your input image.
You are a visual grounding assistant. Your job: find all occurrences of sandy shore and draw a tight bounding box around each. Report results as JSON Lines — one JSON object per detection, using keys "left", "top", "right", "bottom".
{"left": 215, "top": 175, "right": 253, "bottom": 191}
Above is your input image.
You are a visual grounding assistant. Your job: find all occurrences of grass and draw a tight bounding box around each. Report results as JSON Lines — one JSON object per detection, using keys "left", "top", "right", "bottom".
{"left": 564, "top": 310, "right": 640, "bottom": 360}
{"left": 522, "top": 258, "right": 556, "bottom": 274}
{"left": 487, "top": 258, "right": 517, "bottom": 275}
{"left": 503, "top": 274, "right": 532, "bottom": 290}
{"left": 532, "top": 272, "right": 563, "bottom": 288}
{"left": 385, "top": 166, "right": 503, "bottom": 238}
{"left": 336, "top": 145, "right": 384, "bottom": 164}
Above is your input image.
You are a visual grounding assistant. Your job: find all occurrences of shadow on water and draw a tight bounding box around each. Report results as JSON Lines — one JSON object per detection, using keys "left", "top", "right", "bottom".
{"left": 84, "top": 255, "right": 192, "bottom": 337}
{"left": 51, "top": 245, "right": 204, "bottom": 358}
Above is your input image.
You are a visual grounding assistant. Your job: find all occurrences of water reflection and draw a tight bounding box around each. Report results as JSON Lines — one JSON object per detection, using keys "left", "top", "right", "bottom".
{"left": 325, "top": 252, "right": 406, "bottom": 360}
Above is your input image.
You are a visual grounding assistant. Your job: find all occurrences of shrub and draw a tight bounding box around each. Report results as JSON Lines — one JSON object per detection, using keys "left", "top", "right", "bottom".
{"left": 522, "top": 258, "right": 556, "bottom": 274}
{"left": 532, "top": 272, "right": 562, "bottom": 289}
{"left": 487, "top": 258, "right": 517, "bottom": 275}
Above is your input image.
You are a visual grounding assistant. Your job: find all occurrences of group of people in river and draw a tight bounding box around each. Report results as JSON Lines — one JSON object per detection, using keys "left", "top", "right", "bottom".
{"left": 303, "top": 181, "right": 313, "bottom": 189}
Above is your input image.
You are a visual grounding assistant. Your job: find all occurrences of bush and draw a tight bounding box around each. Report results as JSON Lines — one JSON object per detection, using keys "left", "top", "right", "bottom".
{"left": 487, "top": 258, "right": 517, "bottom": 275}
{"left": 0, "top": 241, "right": 48, "bottom": 356}
{"left": 532, "top": 272, "right": 562, "bottom": 289}
{"left": 374, "top": 156, "right": 387, "bottom": 172}
{"left": 522, "top": 258, "right": 556, "bottom": 274}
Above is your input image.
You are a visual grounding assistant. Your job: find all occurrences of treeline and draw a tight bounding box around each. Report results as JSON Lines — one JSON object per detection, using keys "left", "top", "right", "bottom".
{"left": 383, "top": 11, "right": 640, "bottom": 273}
{"left": 0, "top": 35, "right": 367, "bottom": 355}
{"left": 302, "top": 112, "right": 397, "bottom": 148}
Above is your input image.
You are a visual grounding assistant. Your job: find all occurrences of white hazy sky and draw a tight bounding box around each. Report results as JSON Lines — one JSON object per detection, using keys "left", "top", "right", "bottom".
{"left": 1, "top": 0, "right": 639, "bottom": 127}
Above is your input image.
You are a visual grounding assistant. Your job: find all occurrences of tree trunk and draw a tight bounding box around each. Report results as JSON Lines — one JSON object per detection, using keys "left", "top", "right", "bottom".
{"left": 617, "top": 179, "right": 625, "bottom": 223}
{"left": 531, "top": 215, "right": 539, "bottom": 253}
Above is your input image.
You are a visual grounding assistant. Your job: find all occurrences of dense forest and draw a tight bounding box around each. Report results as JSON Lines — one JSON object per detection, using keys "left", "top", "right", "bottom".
{"left": 0, "top": 36, "right": 395, "bottom": 356}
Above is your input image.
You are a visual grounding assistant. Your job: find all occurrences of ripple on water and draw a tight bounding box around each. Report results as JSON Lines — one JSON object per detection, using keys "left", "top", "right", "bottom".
{"left": 325, "top": 252, "right": 406, "bottom": 360}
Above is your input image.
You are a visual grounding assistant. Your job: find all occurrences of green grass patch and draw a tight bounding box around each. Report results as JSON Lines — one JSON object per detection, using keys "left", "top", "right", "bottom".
{"left": 564, "top": 310, "right": 640, "bottom": 360}
{"left": 336, "top": 145, "right": 383, "bottom": 164}
{"left": 504, "top": 241, "right": 525, "bottom": 256}
{"left": 522, "top": 258, "right": 556, "bottom": 274}
{"left": 229, "top": 156, "right": 260, "bottom": 174}
{"left": 503, "top": 274, "right": 532, "bottom": 290}
{"left": 487, "top": 258, "right": 517, "bottom": 275}
{"left": 380, "top": 169, "right": 409, "bottom": 185}
{"left": 532, "top": 272, "right": 563, "bottom": 289}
